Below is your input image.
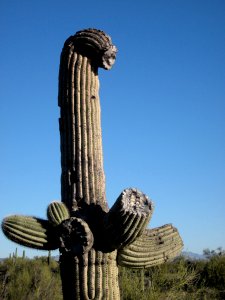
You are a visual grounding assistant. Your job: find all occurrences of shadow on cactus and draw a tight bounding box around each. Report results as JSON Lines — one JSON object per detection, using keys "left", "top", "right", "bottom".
{"left": 2, "top": 28, "right": 183, "bottom": 300}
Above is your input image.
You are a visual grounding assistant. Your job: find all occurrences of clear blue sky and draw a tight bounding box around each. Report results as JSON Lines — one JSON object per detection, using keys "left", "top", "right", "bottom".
{"left": 0, "top": 0, "right": 224, "bottom": 258}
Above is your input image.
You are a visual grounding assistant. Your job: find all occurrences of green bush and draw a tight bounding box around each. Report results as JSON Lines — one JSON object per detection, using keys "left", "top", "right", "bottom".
{"left": 198, "top": 251, "right": 225, "bottom": 290}
{"left": 119, "top": 252, "right": 225, "bottom": 300}
{"left": 119, "top": 257, "right": 199, "bottom": 300}
{"left": 0, "top": 256, "right": 62, "bottom": 300}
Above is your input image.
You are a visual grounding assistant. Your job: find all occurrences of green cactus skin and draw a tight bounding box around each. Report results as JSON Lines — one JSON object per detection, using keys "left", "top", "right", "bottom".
{"left": 117, "top": 224, "right": 183, "bottom": 269}
{"left": 60, "top": 250, "right": 119, "bottom": 299}
{"left": 2, "top": 28, "right": 183, "bottom": 300}
{"left": 2, "top": 215, "right": 59, "bottom": 250}
{"left": 47, "top": 201, "right": 70, "bottom": 225}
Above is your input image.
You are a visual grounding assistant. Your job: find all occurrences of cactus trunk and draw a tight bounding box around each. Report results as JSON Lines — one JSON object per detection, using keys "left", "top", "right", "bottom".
{"left": 58, "top": 30, "right": 120, "bottom": 299}
{"left": 59, "top": 53, "right": 107, "bottom": 211}
{"left": 60, "top": 250, "right": 119, "bottom": 300}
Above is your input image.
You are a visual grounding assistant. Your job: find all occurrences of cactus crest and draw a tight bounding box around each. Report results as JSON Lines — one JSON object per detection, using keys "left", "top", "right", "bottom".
{"left": 64, "top": 28, "right": 117, "bottom": 70}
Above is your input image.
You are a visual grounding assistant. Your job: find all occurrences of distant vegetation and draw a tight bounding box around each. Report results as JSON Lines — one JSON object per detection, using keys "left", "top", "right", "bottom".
{"left": 0, "top": 248, "right": 224, "bottom": 299}
{"left": 119, "top": 248, "right": 225, "bottom": 300}
{"left": 0, "top": 253, "right": 62, "bottom": 300}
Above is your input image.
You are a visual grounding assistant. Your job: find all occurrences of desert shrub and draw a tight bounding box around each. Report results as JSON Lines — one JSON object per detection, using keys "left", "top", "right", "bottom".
{"left": 119, "top": 256, "right": 199, "bottom": 300}
{"left": 119, "top": 252, "right": 225, "bottom": 300}
{"left": 119, "top": 268, "right": 146, "bottom": 300}
{"left": 0, "top": 256, "right": 62, "bottom": 300}
{"left": 201, "top": 251, "right": 225, "bottom": 290}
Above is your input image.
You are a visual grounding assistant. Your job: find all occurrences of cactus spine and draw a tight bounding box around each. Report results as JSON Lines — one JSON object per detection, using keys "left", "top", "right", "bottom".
{"left": 2, "top": 29, "right": 183, "bottom": 300}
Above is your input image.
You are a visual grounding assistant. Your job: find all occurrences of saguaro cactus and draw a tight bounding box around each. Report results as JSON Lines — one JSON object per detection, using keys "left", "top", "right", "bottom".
{"left": 2, "top": 29, "right": 183, "bottom": 299}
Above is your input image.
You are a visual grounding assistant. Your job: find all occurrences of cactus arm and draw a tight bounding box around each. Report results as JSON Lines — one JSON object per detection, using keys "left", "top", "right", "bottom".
{"left": 2, "top": 215, "right": 59, "bottom": 250}
{"left": 117, "top": 224, "right": 183, "bottom": 269}
{"left": 47, "top": 201, "right": 70, "bottom": 226}
{"left": 103, "top": 188, "right": 154, "bottom": 250}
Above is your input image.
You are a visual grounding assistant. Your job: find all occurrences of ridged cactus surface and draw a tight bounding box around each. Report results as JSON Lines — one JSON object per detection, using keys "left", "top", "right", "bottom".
{"left": 117, "top": 224, "right": 183, "bottom": 268}
{"left": 58, "top": 29, "right": 116, "bottom": 212}
{"left": 2, "top": 215, "right": 59, "bottom": 250}
{"left": 2, "top": 28, "right": 183, "bottom": 300}
{"left": 104, "top": 188, "right": 153, "bottom": 250}
{"left": 47, "top": 201, "right": 70, "bottom": 225}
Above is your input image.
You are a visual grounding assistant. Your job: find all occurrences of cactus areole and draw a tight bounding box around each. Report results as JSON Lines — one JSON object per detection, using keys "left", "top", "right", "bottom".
{"left": 2, "top": 29, "right": 183, "bottom": 300}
